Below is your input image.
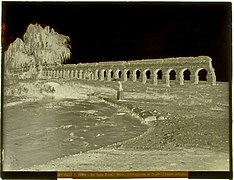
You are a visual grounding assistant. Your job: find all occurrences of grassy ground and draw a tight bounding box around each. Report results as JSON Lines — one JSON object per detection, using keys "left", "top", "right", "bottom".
{"left": 21, "top": 78, "right": 230, "bottom": 171}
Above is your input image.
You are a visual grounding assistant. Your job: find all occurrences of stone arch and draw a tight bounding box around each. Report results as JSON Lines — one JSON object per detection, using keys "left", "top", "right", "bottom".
{"left": 165, "top": 69, "right": 177, "bottom": 87}
{"left": 75, "top": 70, "right": 78, "bottom": 78}
{"left": 100, "top": 69, "right": 107, "bottom": 81}
{"left": 153, "top": 69, "right": 163, "bottom": 85}
{"left": 67, "top": 70, "right": 70, "bottom": 78}
{"left": 157, "top": 69, "right": 163, "bottom": 79}
{"left": 195, "top": 68, "right": 207, "bottom": 84}
{"left": 56, "top": 70, "right": 59, "bottom": 78}
{"left": 47, "top": 70, "right": 50, "bottom": 77}
{"left": 90, "top": 72, "right": 94, "bottom": 80}
{"left": 48, "top": 70, "right": 51, "bottom": 77}
{"left": 83, "top": 70, "right": 87, "bottom": 79}
{"left": 95, "top": 69, "right": 100, "bottom": 80}
{"left": 123, "top": 69, "right": 131, "bottom": 82}
{"left": 142, "top": 69, "right": 151, "bottom": 84}
{"left": 63, "top": 70, "right": 67, "bottom": 78}
{"left": 210, "top": 68, "right": 216, "bottom": 86}
{"left": 79, "top": 70, "right": 83, "bottom": 79}
{"left": 179, "top": 68, "right": 191, "bottom": 85}
{"left": 107, "top": 69, "right": 113, "bottom": 81}
{"left": 104, "top": 71, "right": 107, "bottom": 78}
{"left": 114, "top": 69, "right": 122, "bottom": 80}
{"left": 85, "top": 70, "right": 91, "bottom": 80}
{"left": 70, "top": 70, "right": 74, "bottom": 78}
{"left": 169, "top": 69, "right": 176, "bottom": 80}
{"left": 133, "top": 69, "right": 141, "bottom": 82}
{"left": 127, "top": 71, "right": 131, "bottom": 79}
{"left": 184, "top": 69, "right": 191, "bottom": 80}
{"left": 53, "top": 70, "right": 56, "bottom": 78}
{"left": 45, "top": 70, "right": 48, "bottom": 77}
{"left": 86, "top": 71, "right": 92, "bottom": 80}
{"left": 60, "top": 70, "right": 63, "bottom": 78}
{"left": 111, "top": 70, "right": 114, "bottom": 78}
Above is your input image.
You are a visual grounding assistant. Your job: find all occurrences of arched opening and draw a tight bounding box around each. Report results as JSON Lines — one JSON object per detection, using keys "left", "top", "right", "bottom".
{"left": 142, "top": 69, "right": 151, "bottom": 84}
{"left": 165, "top": 69, "right": 176, "bottom": 87}
{"left": 104, "top": 71, "right": 107, "bottom": 78}
{"left": 127, "top": 70, "right": 131, "bottom": 79}
{"left": 136, "top": 70, "right": 141, "bottom": 79}
{"left": 169, "top": 70, "right": 176, "bottom": 80}
{"left": 111, "top": 70, "right": 114, "bottom": 78}
{"left": 179, "top": 68, "right": 191, "bottom": 85}
{"left": 132, "top": 69, "right": 141, "bottom": 82}
{"left": 146, "top": 70, "right": 151, "bottom": 79}
{"left": 184, "top": 69, "right": 191, "bottom": 80}
{"left": 198, "top": 69, "right": 207, "bottom": 81}
{"left": 194, "top": 68, "right": 208, "bottom": 84}
{"left": 157, "top": 70, "right": 163, "bottom": 79}
{"left": 118, "top": 71, "right": 122, "bottom": 79}
{"left": 123, "top": 69, "right": 130, "bottom": 81}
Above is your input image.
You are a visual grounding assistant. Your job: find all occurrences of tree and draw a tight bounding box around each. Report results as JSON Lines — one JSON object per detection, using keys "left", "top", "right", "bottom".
{"left": 23, "top": 24, "right": 71, "bottom": 68}
{"left": 4, "top": 38, "right": 34, "bottom": 74}
{"left": 4, "top": 23, "right": 71, "bottom": 78}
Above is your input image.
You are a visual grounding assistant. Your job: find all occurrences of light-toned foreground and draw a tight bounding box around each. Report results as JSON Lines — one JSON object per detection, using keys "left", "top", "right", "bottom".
{"left": 23, "top": 147, "right": 229, "bottom": 171}
{"left": 9, "top": 79, "right": 229, "bottom": 172}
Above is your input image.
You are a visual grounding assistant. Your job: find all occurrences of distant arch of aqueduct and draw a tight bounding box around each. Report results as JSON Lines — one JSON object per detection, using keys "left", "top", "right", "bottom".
{"left": 43, "top": 56, "right": 217, "bottom": 86}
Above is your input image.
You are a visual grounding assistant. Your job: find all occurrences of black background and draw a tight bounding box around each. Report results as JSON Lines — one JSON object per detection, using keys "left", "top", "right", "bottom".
{"left": 2, "top": 2, "right": 232, "bottom": 81}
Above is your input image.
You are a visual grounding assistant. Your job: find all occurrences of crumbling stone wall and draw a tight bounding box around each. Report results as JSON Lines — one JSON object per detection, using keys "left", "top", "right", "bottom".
{"left": 43, "top": 56, "right": 216, "bottom": 86}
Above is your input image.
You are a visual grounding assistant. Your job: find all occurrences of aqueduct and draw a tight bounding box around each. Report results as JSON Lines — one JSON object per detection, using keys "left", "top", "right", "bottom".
{"left": 43, "top": 56, "right": 217, "bottom": 86}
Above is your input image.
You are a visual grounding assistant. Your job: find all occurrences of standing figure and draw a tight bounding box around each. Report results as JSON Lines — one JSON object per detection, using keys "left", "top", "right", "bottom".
{"left": 117, "top": 81, "right": 124, "bottom": 100}
{"left": 118, "top": 81, "right": 123, "bottom": 91}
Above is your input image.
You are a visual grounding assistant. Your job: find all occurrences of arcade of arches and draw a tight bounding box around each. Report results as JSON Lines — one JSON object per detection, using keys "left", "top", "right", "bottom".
{"left": 43, "top": 56, "right": 217, "bottom": 86}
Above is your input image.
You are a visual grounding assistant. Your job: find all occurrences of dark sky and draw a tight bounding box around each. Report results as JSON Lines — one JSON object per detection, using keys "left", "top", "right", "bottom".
{"left": 2, "top": 2, "right": 232, "bottom": 81}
